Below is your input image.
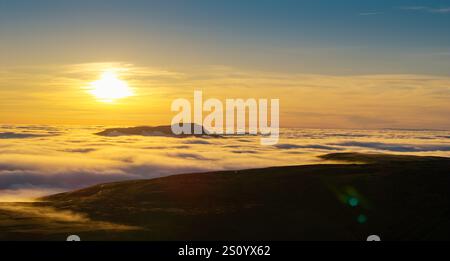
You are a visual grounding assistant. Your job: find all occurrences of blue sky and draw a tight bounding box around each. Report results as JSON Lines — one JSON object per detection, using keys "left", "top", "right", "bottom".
{"left": 1, "top": 0, "right": 450, "bottom": 75}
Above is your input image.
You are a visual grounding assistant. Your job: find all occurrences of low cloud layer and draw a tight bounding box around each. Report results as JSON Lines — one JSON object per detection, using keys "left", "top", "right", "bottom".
{"left": 0, "top": 132, "right": 56, "bottom": 139}
{"left": 0, "top": 125, "right": 449, "bottom": 201}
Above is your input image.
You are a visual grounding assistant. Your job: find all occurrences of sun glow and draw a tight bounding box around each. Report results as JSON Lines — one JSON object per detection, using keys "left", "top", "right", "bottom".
{"left": 88, "top": 71, "right": 134, "bottom": 103}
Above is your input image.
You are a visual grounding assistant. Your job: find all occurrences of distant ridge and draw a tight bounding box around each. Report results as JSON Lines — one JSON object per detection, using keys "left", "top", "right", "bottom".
{"left": 319, "top": 152, "right": 449, "bottom": 163}
{"left": 95, "top": 124, "right": 216, "bottom": 137}
{"left": 381, "top": 127, "right": 449, "bottom": 132}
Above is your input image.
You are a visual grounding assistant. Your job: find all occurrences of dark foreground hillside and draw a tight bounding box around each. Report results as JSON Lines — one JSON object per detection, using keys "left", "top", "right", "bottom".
{"left": 1, "top": 153, "right": 450, "bottom": 241}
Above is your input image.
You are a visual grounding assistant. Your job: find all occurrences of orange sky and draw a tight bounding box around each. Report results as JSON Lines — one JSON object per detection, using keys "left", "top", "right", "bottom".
{"left": 1, "top": 62, "right": 450, "bottom": 129}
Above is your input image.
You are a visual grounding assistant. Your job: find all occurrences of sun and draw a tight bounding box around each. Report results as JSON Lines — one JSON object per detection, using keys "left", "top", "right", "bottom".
{"left": 88, "top": 71, "right": 134, "bottom": 103}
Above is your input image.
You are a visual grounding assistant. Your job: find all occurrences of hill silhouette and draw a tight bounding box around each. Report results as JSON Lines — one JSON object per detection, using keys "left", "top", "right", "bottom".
{"left": 95, "top": 124, "right": 214, "bottom": 137}
{"left": 21, "top": 152, "right": 449, "bottom": 241}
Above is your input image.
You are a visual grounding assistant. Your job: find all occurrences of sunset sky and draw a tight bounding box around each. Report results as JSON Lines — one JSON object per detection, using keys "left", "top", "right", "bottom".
{"left": 1, "top": 0, "right": 450, "bottom": 129}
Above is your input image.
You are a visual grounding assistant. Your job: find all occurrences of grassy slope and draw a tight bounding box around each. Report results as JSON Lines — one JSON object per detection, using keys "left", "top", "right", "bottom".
{"left": 31, "top": 153, "right": 450, "bottom": 241}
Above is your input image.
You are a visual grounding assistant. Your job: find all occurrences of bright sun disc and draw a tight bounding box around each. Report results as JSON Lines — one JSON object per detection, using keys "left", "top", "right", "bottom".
{"left": 88, "top": 71, "right": 133, "bottom": 102}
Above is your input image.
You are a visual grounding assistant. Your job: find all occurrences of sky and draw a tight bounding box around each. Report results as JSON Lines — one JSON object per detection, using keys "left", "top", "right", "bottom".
{"left": 1, "top": 0, "right": 450, "bottom": 129}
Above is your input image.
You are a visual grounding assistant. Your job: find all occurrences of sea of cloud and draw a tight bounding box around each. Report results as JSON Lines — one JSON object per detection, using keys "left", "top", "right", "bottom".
{"left": 0, "top": 125, "right": 449, "bottom": 201}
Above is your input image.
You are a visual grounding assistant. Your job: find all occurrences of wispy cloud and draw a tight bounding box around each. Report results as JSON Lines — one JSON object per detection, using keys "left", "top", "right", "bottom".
{"left": 2, "top": 63, "right": 450, "bottom": 129}
{"left": 358, "top": 12, "right": 383, "bottom": 16}
{"left": 401, "top": 6, "right": 450, "bottom": 14}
